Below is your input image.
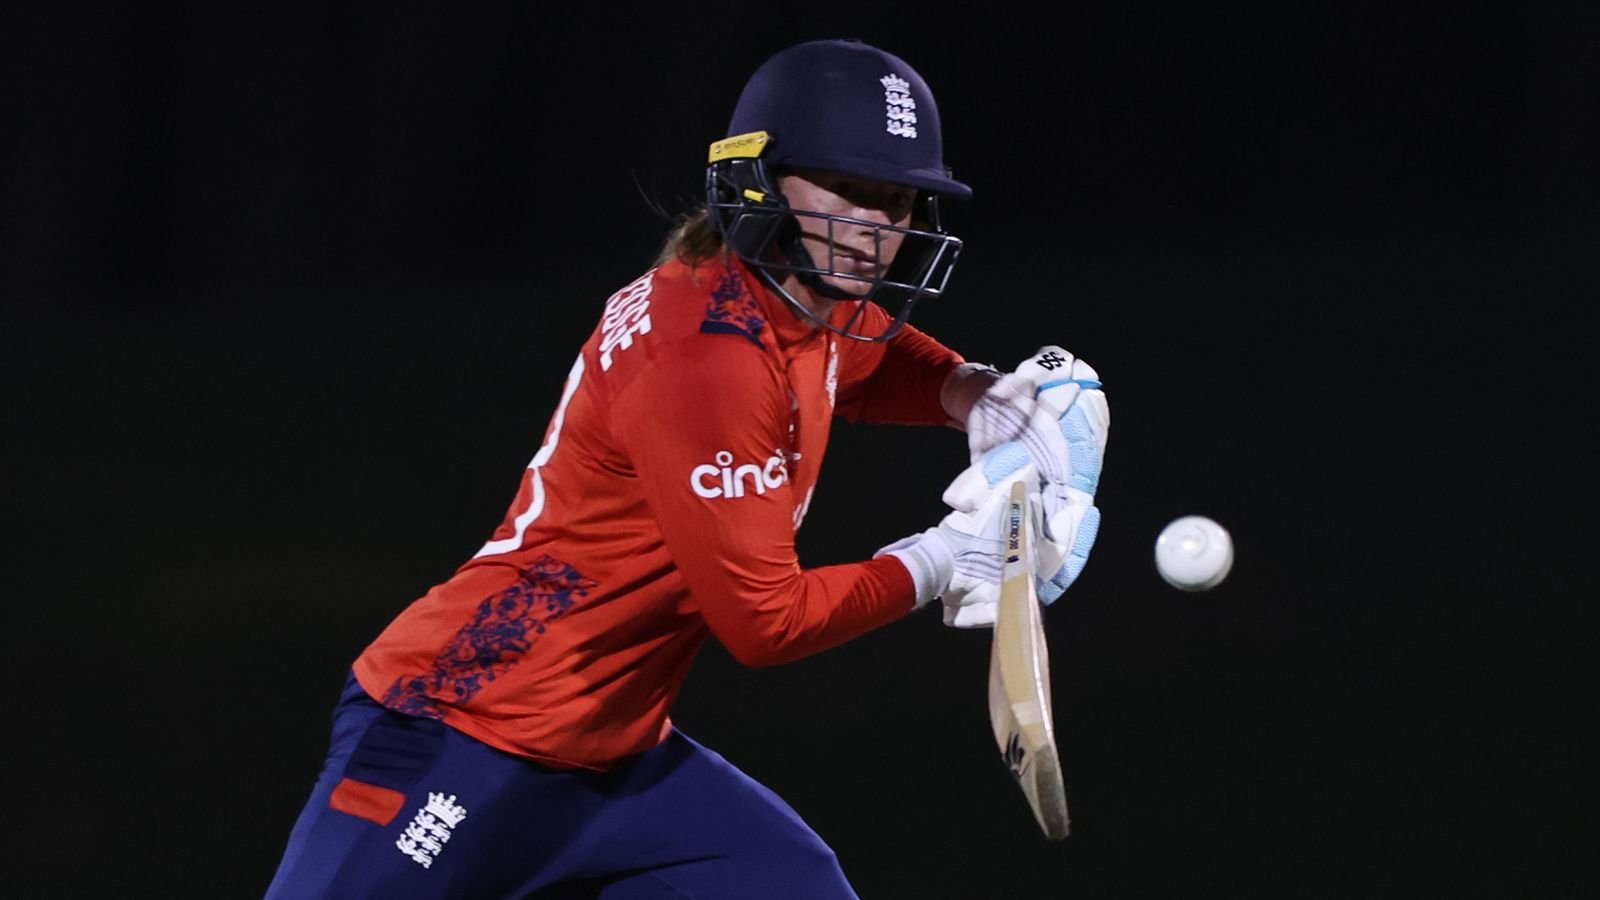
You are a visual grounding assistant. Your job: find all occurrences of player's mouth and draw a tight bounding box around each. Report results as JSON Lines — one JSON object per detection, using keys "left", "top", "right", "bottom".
{"left": 830, "top": 248, "right": 881, "bottom": 274}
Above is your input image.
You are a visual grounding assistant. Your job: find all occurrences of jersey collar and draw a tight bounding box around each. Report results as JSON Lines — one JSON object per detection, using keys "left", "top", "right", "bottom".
{"left": 728, "top": 255, "right": 851, "bottom": 351}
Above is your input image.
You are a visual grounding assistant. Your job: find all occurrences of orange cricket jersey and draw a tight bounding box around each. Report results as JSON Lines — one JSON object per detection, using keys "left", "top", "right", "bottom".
{"left": 352, "top": 254, "right": 965, "bottom": 770}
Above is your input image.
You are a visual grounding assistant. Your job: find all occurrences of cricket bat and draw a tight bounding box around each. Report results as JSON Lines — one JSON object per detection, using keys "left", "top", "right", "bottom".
{"left": 988, "top": 480, "right": 1071, "bottom": 839}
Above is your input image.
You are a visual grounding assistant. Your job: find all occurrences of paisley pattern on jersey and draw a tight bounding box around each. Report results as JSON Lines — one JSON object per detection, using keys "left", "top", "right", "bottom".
{"left": 381, "top": 555, "right": 597, "bottom": 718}
{"left": 700, "top": 268, "right": 766, "bottom": 348}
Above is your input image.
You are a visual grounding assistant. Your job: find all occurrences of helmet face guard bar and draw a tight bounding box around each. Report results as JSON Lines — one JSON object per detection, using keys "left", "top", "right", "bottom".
{"left": 706, "top": 139, "right": 963, "bottom": 343}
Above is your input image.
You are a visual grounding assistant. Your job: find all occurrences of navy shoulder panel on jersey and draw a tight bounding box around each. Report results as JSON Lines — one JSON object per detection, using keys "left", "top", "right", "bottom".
{"left": 698, "top": 267, "right": 766, "bottom": 350}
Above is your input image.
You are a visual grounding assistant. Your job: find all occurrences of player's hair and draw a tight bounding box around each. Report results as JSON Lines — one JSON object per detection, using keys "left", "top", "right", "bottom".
{"left": 654, "top": 207, "right": 724, "bottom": 267}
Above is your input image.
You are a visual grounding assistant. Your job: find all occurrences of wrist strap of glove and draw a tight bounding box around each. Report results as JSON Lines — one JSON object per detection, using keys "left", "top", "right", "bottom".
{"left": 876, "top": 529, "right": 954, "bottom": 609}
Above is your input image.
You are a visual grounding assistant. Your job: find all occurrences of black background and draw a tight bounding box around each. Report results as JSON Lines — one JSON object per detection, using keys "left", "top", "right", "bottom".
{"left": 5, "top": 3, "right": 1595, "bottom": 897}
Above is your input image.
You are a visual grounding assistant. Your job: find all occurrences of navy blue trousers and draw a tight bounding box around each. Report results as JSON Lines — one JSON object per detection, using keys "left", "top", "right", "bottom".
{"left": 264, "top": 674, "right": 858, "bottom": 899}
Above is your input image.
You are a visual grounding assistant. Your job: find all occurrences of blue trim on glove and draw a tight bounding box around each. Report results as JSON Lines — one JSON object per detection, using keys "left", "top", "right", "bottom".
{"left": 1035, "top": 377, "right": 1103, "bottom": 395}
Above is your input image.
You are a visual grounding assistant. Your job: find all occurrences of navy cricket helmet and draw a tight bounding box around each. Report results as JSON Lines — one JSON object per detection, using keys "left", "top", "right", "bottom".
{"left": 706, "top": 39, "right": 969, "bottom": 341}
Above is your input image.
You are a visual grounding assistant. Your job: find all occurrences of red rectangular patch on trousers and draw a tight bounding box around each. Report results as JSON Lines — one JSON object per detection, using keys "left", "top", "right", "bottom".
{"left": 328, "top": 777, "right": 407, "bottom": 826}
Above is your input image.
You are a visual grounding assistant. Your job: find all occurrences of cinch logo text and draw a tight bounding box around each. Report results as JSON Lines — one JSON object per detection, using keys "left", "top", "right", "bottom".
{"left": 691, "top": 450, "right": 789, "bottom": 499}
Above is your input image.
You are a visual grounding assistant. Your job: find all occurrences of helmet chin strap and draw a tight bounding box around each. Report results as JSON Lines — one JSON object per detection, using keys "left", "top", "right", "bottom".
{"left": 774, "top": 218, "right": 876, "bottom": 302}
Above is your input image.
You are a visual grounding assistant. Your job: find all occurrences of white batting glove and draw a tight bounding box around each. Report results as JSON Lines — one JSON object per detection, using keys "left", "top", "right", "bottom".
{"left": 963, "top": 346, "right": 1105, "bottom": 473}
{"left": 946, "top": 355, "right": 1109, "bottom": 604}
{"left": 876, "top": 465, "right": 1038, "bottom": 628}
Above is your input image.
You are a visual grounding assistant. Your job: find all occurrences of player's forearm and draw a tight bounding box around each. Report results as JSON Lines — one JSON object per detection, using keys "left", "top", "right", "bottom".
{"left": 939, "top": 361, "right": 1002, "bottom": 429}
{"left": 837, "top": 324, "right": 967, "bottom": 425}
{"left": 697, "top": 556, "right": 916, "bottom": 667}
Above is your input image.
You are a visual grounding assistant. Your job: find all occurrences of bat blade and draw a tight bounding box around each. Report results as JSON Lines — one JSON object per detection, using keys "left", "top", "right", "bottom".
{"left": 988, "top": 480, "right": 1071, "bottom": 839}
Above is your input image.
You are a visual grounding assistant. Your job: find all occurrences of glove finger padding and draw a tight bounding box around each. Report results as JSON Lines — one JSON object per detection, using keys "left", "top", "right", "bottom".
{"left": 1059, "top": 390, "right": 1108, "bottom": 494}
{"left": 937, "top": 464, "right": 1037, "bottom": 628}
{"left": 1017, "top": 348, "right": 1098, "bottom": 418}
{"left": 965, "top": 346, "right": 1102, "bottom": 464}
{"left": 939, "top": 488, "right": 1009, "bottom": 595}
{"left": 946, "top": 390, "right": 1108, "bottom": 509}
{"left": 1035, "top": 485, "right": 1100, "bottom": 604}
{"left": 947, "top": 597, "right": 998, "bottom": 629}
{"left": 963, "top": 346, "right": 1073, "bottom": 459}
{"left": 942, "top": 442, "right": 1024, "bottom": 510}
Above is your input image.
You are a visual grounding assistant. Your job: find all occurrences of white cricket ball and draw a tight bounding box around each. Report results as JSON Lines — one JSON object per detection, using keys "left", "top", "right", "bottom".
{"left": 1155, "top": 515, "right": 1234, "bottom": 591}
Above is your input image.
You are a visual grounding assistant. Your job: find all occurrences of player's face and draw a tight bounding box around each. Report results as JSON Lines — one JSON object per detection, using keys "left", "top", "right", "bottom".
{"left": 778, "top": 169, "right": 918, "bottom": 298}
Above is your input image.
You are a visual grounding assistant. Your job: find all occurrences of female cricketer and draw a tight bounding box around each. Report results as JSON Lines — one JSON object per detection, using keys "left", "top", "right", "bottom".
{"left": 264, "top": 38, "right": 1108, "bottom": 899}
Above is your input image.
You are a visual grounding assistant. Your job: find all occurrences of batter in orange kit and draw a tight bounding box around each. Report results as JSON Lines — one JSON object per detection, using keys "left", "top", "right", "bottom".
{"left": 266, "top": 38, "right": 1110, "bottom": 899}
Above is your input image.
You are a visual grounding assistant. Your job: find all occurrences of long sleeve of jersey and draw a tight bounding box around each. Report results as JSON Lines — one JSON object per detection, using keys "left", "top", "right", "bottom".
{"left": 612, "top": 344, "right": 916, "bottom": 668}
{"left": 834, "top": 318, "right": 965, "bottom": 426}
